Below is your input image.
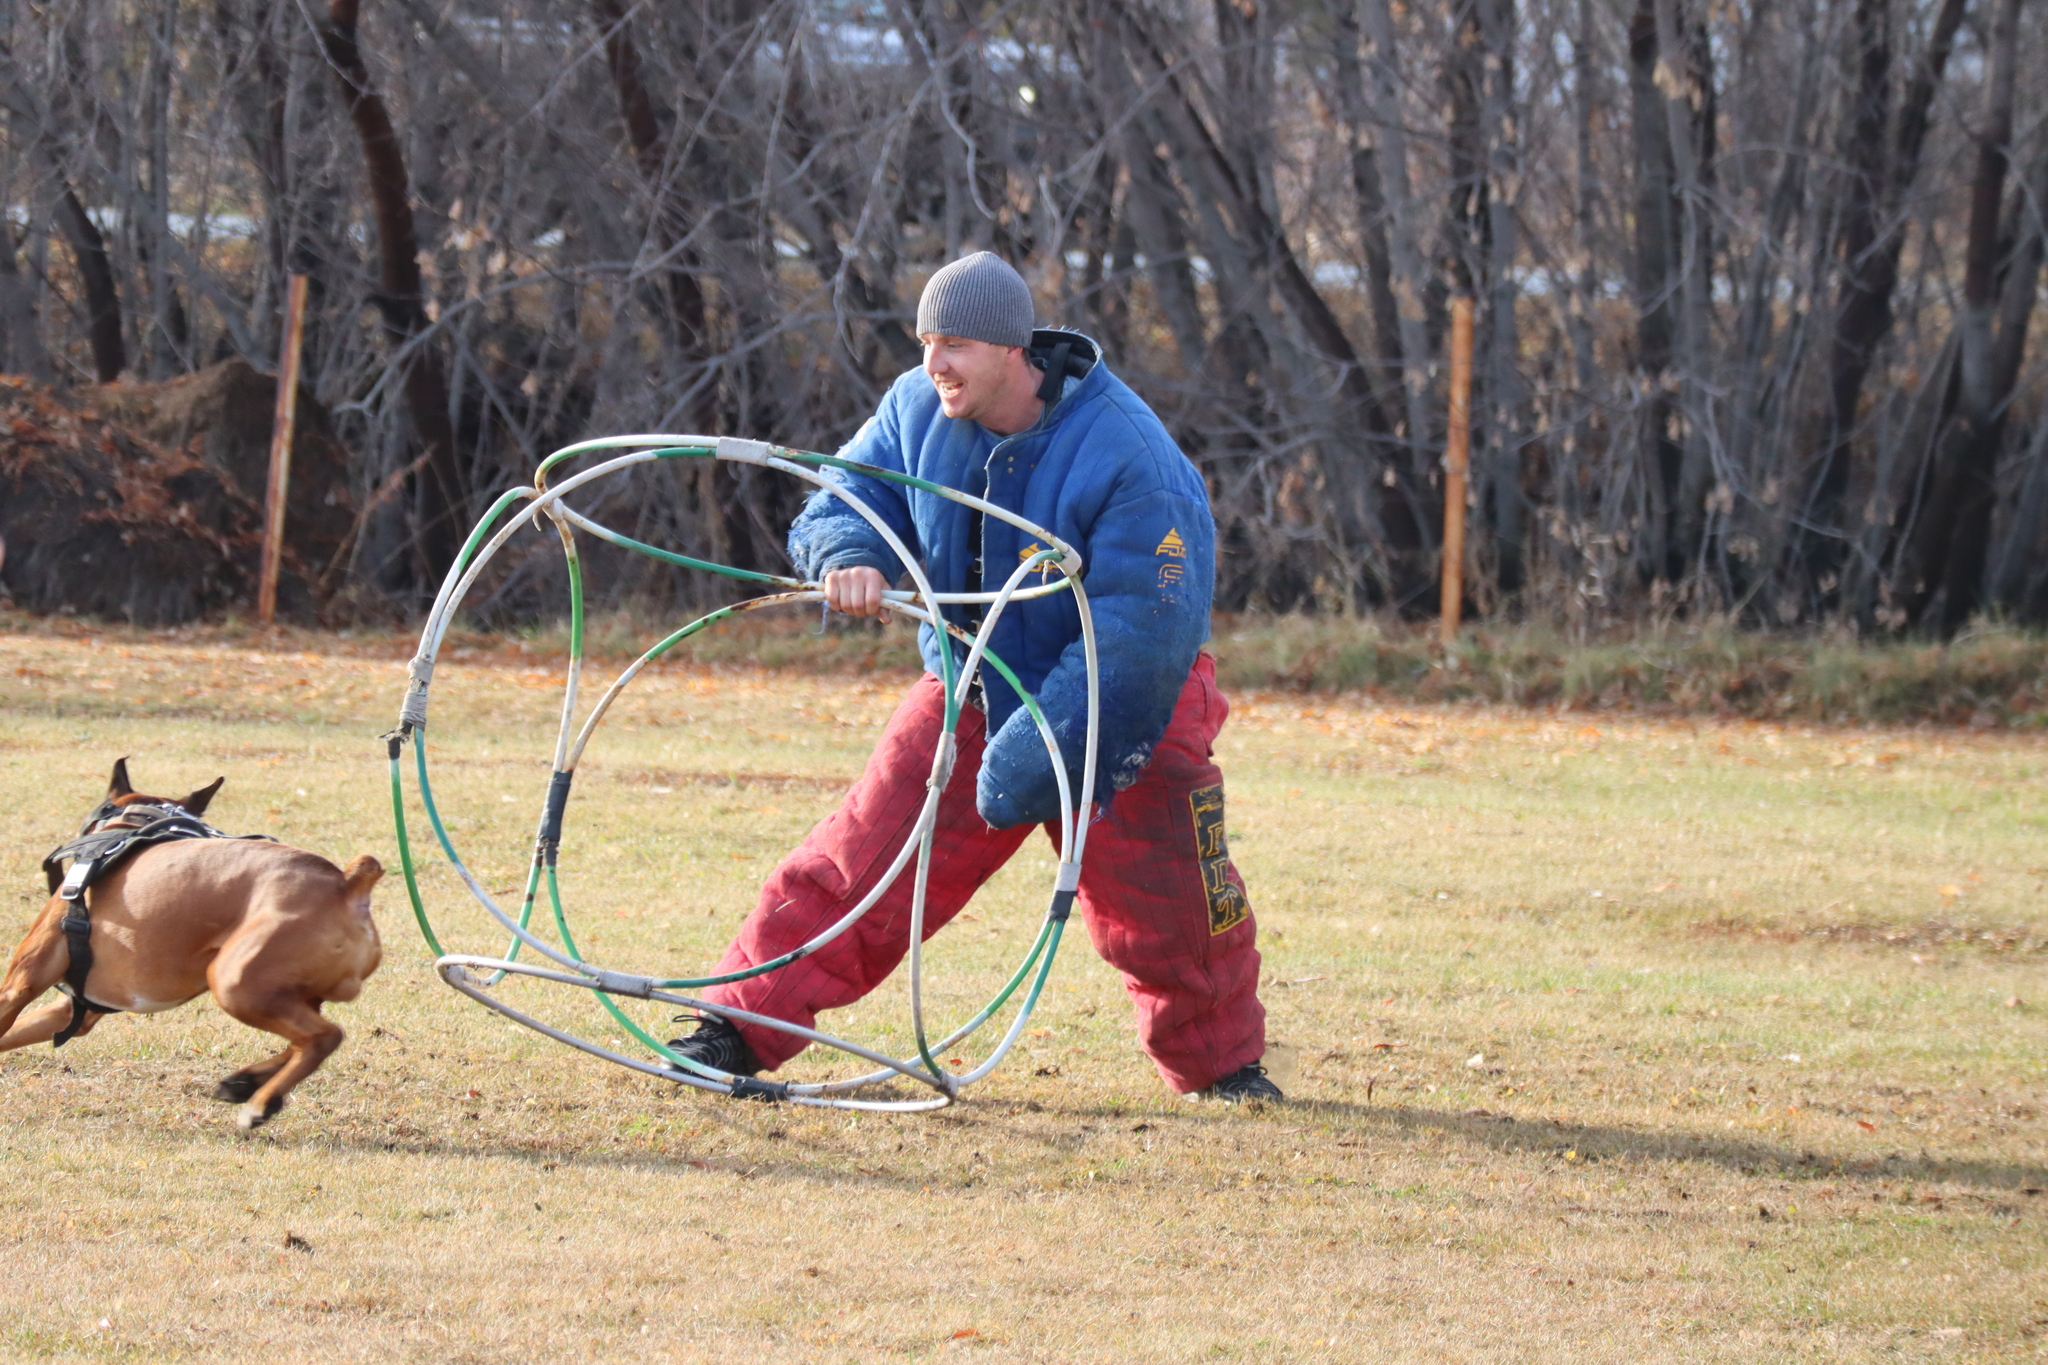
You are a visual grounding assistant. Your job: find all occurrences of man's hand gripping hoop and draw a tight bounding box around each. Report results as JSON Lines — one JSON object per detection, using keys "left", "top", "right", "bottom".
{"left": 386, "top": 435, "right": 1100, "bottom": 1112}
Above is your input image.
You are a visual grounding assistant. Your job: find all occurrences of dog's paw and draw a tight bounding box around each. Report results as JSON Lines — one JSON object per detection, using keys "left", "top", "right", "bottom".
{"left": 236, "top": 1096, "right": 286, "bottom": 1131}
{"left": 213, "top": 1074, "right": 262, "bottom": 1104}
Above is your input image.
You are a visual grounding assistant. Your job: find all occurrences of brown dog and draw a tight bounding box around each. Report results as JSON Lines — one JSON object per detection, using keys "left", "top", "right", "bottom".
{"left": 0, "top": 761, "right": 382, "bottom": 1129}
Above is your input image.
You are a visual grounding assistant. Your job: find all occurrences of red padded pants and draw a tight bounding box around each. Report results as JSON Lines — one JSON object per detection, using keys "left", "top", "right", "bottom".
{"left": 702, "top": 652, "right": 1263, "bottom": 1093}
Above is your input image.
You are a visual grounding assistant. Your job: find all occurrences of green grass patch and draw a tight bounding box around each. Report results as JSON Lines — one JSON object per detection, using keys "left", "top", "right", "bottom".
{"left": 1211, "top": 615, "right": 2048, "bottom": 726}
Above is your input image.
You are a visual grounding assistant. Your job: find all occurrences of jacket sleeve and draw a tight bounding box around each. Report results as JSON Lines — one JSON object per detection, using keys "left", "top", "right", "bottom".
{"left": 975, "top": 466, "right": 1212, "bottom": 829}
{"left": 786, "top": 387, "right": 916, "bottom": 583}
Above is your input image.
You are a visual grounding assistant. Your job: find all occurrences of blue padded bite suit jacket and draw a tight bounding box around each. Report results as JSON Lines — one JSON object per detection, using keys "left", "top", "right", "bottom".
{"left": 785, "top": 330, "right": 1216, "bottom": 828}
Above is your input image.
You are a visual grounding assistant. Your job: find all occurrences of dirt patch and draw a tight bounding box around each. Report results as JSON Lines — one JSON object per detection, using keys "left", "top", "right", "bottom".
{"left": 0, "top": 376, "right": 252, "bottom": 623}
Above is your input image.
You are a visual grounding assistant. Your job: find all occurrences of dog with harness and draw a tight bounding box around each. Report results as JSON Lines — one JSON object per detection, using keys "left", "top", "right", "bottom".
{"left": 0, "top": 760, "right": 383, "bottom": 1129}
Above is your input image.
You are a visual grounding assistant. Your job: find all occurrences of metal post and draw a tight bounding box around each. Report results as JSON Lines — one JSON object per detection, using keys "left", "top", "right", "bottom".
{"left": 1440, "top": 295, "right": 1474, "bottom": 648}
{"left": 258, "top": 272, "right": 309, "bottom": 626}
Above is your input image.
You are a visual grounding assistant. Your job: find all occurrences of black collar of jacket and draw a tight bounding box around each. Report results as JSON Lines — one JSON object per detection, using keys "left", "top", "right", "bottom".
{"left": 1028, "top": 329, "right": 1101, "bottom": 406}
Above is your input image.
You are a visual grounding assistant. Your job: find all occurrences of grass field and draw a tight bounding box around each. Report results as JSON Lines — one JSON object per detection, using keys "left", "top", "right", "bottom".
{"left": 0, "top": 617, "right": 2042, "bottom": 1363}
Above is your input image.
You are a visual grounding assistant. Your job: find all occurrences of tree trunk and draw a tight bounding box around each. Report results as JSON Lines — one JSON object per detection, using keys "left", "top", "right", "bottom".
{"left": 143, "top": 0, "right": 189, "bottom": 375}
{"left": 318, "top": 0, "right": 464, "bottom": 584}
{"left": 1626, "top": 0, "right": 1679, "bottom": 581}
{"left": 1327, "top": 1, "right": 1405, "bottom": 415}
{"left": 50, "top": 182, "right": 124, "bottom": 382}
{"left": 1359, "top": 0, "right": 1440, "bottom": 499}
{"left": 589, "top": 0, "right": 713, "bottom": 422}
{"left": 1479, "top": 0, "right": 1526, "bottom": 597}
{"left": 1794, "top": 0, "right": 1965, "bottom": 604}
{"left": 1900, "top": 0, "right": 2029, "bottom": 634}
{"left": 1653, "top": 0, "right": 1718, "bottom": 593}
{"left": 1987, "top": 142, "right": 2048, "bottom": 613}
{"left": 0, "top": 208, "right": 51, "bottom": 381}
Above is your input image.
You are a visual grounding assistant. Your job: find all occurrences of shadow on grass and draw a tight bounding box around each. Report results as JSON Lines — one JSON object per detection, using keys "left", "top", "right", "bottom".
{"left": 1282, "top": 1097, "right": 2048, "bottom": 1194}
{"left": 269, "top": 1090, "right": 2046, "bottom": 1202}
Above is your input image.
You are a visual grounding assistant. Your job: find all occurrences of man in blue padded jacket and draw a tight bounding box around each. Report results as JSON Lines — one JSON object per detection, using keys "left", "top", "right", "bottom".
{"left": 670, "top": 252, "right": 1278, "bottom": 1103}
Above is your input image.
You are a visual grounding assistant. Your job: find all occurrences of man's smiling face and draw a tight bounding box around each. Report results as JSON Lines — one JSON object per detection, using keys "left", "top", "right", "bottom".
{"left": 921, "top": 334, "right": 1022, "bottom": 424}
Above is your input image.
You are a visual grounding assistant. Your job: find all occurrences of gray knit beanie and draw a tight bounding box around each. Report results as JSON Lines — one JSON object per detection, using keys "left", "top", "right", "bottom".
{"left": 915, "top": 252, "right": 1035, "bottom": 348}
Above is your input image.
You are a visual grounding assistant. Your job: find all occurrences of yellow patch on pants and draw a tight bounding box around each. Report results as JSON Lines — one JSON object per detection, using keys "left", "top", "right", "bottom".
{"left": 1189, "top": 783, "right": 1249, "bottom": 935}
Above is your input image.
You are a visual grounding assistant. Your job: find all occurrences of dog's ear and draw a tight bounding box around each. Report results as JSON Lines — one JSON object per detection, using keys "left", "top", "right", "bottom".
{"left": 108, "top": 757, "right": 133, "bottom": 799}
{"left": 180, "top": 777, "right": 225, "bottom": 817}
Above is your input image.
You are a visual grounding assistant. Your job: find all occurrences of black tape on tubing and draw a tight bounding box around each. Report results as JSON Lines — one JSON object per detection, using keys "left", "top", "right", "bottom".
{"left": 539, "top": 770, "right": 574, "bottom": 866}
{"left": 1048, "top": 889, "right": 1077, "bottom": 923}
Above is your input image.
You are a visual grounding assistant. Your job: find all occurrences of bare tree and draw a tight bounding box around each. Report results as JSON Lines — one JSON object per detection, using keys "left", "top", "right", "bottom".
{"left": 0, "top": 0, "right": 2036, "bottom": 635}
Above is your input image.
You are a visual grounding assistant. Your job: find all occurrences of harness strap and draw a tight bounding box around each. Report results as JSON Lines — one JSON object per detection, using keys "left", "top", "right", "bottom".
{"left": 38, "top": 807, "right": 272, "bottom": 1049}
{"left": 52, "top": 897, "right": 96, "bottom": 1047}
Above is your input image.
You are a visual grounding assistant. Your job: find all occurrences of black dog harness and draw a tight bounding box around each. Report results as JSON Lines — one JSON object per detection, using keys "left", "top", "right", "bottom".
{"left": 39, "top": 802, "right": 272, "bottom": 1046}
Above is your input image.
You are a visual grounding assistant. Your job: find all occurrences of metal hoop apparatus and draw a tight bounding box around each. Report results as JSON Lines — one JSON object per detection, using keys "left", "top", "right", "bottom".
{"left": 386, "top": 435, "right": 1101, "bottom": 1111}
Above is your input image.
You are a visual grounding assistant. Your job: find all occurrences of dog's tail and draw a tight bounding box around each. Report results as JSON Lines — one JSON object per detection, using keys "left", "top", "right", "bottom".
{"left": 342, "top": 854, "right": 384, "bottom": 901}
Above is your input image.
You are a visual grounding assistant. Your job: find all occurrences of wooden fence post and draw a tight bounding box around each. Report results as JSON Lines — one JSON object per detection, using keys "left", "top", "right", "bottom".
{"left": 1440, "top": 295, "right": 1475, "bottom": 648}
{"left": 258, "top": 272, "right": 309, "bottom": 626}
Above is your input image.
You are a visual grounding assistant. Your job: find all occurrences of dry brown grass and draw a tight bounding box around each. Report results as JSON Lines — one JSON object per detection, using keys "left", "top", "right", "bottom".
{"left": 0, "top": 617, "right": 2043, "bottom": 1364}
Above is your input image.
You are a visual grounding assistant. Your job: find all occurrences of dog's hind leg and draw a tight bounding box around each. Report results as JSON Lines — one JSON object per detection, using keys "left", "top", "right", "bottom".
{"left": 211, "top": 988, "right": 344, "bottom": 1130}
{"left": 212, "top": 1046, "right": 294, "bottom": 1104}
{"left": 0, "top": 900, "right": 74, "bottom": 1049}
{"left": 0, "top": 999, "right": 107, "bottom": 1052}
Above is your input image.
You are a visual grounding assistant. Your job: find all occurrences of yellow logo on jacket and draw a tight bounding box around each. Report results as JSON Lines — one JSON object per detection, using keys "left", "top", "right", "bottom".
{"left": 1155, "top": 528, "right": 1186, "bottom": 558}
{"left": 1019, "top": 541, "right": 1056, "bottom": 578}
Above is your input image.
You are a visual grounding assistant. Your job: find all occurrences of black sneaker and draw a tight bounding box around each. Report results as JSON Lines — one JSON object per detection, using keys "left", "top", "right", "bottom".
{"left": 1198, "top": 1062, "right": 1283, "bottom": 1105}
{"left": 665, "top": 1014, "right": 761, "bottom": 1077}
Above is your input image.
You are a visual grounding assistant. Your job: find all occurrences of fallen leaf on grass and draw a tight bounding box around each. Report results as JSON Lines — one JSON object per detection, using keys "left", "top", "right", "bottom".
{"left": 1370, "top": 1041, "right": 1407, "bottom": 1051}
{"left": 951, "top": 1328, "right": 980, "bottom": 1340}
{"left": 1857, "top": 1120, "right": 1878, "bottom": 1132}
{"left": 283, "top": 1231, "right": 312, "bottom": 1253}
